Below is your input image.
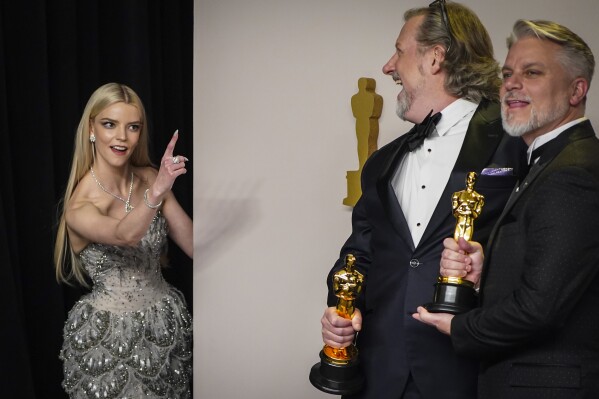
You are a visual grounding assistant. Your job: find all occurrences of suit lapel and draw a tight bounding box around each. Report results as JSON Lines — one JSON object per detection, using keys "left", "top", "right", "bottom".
{"left": 479, "top": 152, "right": 551, "bottom": 289}
{"left": 491, "top": 120, "right": 595, "bottom": 236}
{"left": 480, "top": 120, "right": 595, "bottom": 287}
{"left": 495, "top": 161, "right": 544, "bottom": 223}
{"left": 420, "top": 101, "right": 504, "bottom": 245}
{"left": 376, "top": 131, "right": 416, "bottom": 250}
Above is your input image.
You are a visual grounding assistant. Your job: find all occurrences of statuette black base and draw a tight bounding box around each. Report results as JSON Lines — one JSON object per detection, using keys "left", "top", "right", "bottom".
{"left": 425, "top": 281, "right": 477, "bottom": 314}
{"left": 309, "top": 350, "right": 364, "bottom": 395}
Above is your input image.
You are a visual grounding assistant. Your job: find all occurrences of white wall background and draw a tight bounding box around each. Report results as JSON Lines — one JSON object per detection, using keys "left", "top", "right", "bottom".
{"left": 193, "top": 1, "right": 599, "bottom": 398}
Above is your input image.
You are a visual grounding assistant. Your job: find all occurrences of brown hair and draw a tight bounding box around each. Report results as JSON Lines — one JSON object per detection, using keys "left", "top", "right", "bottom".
{"left": 405, "top": 2, "right": 501, "bottom": 102}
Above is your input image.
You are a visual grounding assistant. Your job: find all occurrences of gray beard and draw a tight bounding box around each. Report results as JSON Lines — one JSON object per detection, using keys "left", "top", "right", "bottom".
{"left": 396, "top": 90, "right": 412, "bottom": 121}
{"left": 501, "top": 107, "right": 538, "bottom": 137}
{"left": 501, "top": 98, "right": 569, "bottom": 138}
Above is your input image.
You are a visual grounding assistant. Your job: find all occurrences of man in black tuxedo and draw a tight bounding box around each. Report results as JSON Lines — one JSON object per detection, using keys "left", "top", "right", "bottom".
{"left": 320, "top": 2, "right": 525, "bottom": 398}
{"left": 416, "top": 20, "right": 599, "bottom": 399}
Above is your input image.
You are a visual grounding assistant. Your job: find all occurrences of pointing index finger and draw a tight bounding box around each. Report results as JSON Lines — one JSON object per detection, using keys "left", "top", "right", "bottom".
{"left": 163, "top": 130, "right": 179, "bottom": 158}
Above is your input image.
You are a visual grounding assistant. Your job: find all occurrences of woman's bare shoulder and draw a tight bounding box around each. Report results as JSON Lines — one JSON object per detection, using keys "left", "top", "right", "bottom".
{"left": 68, "top": 172, "right": 106, "bottom": 213}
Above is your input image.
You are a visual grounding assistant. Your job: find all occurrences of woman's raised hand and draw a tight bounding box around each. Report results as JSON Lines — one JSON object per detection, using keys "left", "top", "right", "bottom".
{"left": 151, "top": 130, "right": 188, "bottom": 199}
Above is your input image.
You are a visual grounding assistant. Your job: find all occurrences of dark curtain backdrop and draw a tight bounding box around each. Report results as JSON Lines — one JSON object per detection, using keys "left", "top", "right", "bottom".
{"left": 0, "top": 1, "right": 194, "bottom": 397}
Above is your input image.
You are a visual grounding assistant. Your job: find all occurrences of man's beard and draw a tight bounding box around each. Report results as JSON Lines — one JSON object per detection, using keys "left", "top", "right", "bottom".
{"left": 396, "top": 90, "right": 413, "bottom": 120}
{"left": 501, "top": 93, "right": 569, "bottom": 137}
{"left": 393, "top": 70, "right": 426, "bottom": 122}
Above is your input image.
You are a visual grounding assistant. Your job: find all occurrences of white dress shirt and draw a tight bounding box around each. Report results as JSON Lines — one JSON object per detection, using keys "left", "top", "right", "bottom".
{"left": 392, "top": 98, "right": 479, "bottom": 247}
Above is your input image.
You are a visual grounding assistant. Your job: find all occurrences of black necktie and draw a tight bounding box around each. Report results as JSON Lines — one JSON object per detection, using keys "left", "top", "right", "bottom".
{"left": 406, "top": 110, "right": 442, "bottom": 151}
{"left": 523, "top": 144, "right": 547, "bottom": 177}
{"left": 529, "top": 145, "right": 546, "bottom": 166}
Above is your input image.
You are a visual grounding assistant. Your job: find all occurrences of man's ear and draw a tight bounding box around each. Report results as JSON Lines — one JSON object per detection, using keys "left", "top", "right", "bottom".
{"left": 430, "top": 45, "right": 446, "bottom": 73}
{"left": 570, "top": 77, "right": 588, "bottom": 106}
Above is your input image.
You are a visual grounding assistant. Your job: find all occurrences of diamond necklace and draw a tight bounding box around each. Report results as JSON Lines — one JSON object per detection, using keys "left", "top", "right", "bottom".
{"left": 90, "top": 167, "right": 135, "bottom": 213}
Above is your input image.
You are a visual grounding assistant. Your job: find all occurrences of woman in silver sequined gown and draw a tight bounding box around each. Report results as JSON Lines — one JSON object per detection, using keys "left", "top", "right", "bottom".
{"left": 54, "top": 83, "right": 193, "bottom": 398}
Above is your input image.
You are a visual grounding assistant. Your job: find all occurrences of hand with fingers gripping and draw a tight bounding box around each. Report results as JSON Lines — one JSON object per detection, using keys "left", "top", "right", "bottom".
{"left": 321, "top": 306, "right": 362, "bottom": 349}
{"left": 413, "top": 237, "right": 484, "bottom": 335}
{"left": 440, "top": 237, "right": 484, "bottom": 286}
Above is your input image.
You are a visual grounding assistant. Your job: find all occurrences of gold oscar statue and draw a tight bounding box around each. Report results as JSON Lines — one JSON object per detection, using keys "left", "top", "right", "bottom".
{"left": 426, "top": 172, "right": 484, "bottom": 314}
{"left": 344, "top": 77, "right": 382, "bottom": 207}
{"left": 309, "top": 254, "right": 365, "bottom": 395}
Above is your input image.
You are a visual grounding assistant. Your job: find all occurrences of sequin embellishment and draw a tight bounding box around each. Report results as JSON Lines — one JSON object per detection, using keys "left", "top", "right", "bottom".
{"left": 60, "top": 214, "right": 192, "bottom": 398}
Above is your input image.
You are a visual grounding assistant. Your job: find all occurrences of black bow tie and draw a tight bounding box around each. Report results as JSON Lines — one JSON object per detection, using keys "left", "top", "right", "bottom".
{"left": 406, "top": 110, "right": 442, "bottom": 151}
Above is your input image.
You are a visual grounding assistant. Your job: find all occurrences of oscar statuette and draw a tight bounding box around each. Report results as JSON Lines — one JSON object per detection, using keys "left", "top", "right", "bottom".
{"left": 309, "top": 254, "right": 365, "bottom": 395}
{"left": 426, "top": 171, "right": 484, "bottom": 314}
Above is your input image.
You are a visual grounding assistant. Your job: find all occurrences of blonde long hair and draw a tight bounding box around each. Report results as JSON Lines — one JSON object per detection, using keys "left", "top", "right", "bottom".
{"left": 54, "top": 83, "right": 152, "bottom": 285}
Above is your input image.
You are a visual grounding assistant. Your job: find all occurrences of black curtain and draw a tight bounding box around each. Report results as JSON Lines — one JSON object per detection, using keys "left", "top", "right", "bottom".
{"left": 0, "top": 1, "right": 194, "bottom": 397}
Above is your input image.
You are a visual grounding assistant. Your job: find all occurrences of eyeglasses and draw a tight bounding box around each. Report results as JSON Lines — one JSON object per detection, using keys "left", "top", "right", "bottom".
{"left": 429, "top": 0, "right": 453, "bottom": 52}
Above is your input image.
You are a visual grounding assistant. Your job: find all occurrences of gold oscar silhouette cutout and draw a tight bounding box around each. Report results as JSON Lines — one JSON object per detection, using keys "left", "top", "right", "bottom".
{"left": 344, "top": 78, "right": 383, "bottom": 207}
{"left": 309, "top": 254, "right": 365, "bottom": 394}
{"left": 427, "top": 172, "right": 484, "bottom": 314}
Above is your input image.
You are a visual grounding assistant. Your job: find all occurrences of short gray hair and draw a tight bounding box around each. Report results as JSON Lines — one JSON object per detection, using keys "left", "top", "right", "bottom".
{"left": 508, "top": 20, "right": 594, "bottom": 88}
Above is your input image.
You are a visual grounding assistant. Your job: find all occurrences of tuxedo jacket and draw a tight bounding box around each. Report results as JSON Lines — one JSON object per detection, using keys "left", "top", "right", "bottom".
{"left": 327, "top": 100, "right": 525, "bottom": 399}
{"left": 452, "top": 120, "right": 599, "bottom": 399}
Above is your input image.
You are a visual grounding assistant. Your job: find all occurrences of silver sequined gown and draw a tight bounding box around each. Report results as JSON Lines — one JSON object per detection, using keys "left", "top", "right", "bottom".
{"left": 60, "top": 213, "right": 192, "bottom": 398}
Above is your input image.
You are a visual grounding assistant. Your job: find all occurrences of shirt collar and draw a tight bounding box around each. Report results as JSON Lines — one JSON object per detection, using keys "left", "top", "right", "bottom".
{"left": 434, "top": 98, "right": 479, "bottom": 137}
{"left": 527, "top": 117, "right": 588, "bottom": 164}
